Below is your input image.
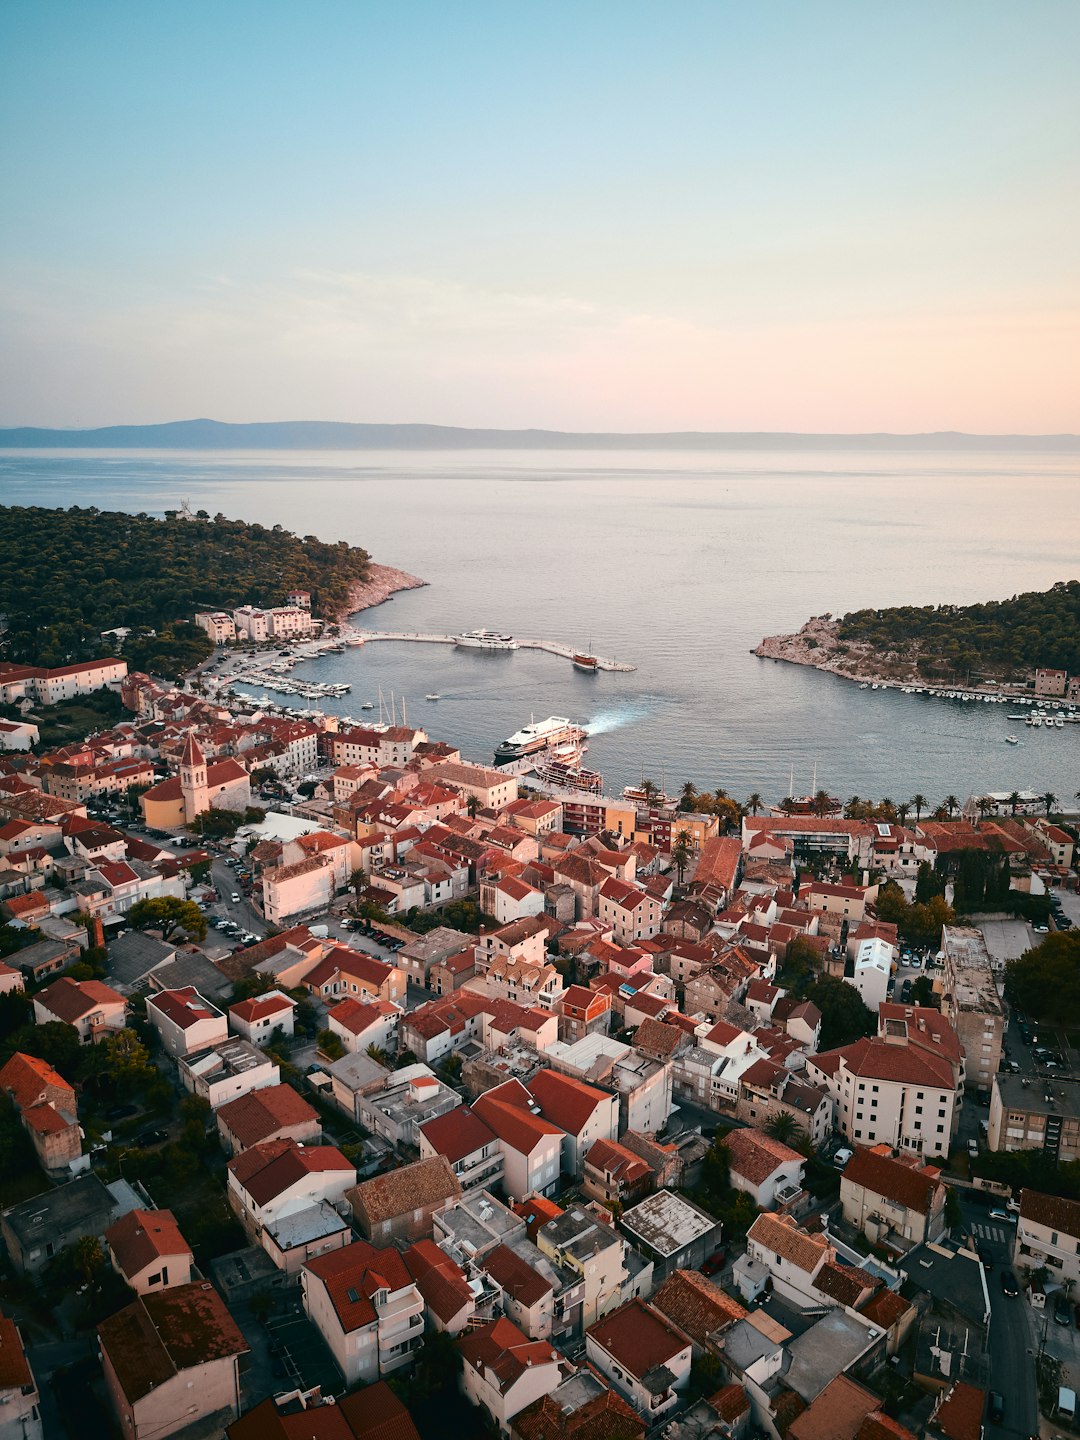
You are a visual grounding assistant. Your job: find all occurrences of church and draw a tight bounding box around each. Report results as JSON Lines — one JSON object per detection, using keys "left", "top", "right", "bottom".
{"left": 140, "top": 733, "right": 252, "bottom": 830}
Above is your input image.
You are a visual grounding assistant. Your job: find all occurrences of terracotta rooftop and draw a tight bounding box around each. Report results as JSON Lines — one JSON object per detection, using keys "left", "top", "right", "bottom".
{"left": 725, "top": 1127, "right": 804, "bottom": 1187}
{"left": 1019, "top": 1187, "right": 1080, "bottom": 1237}
{"left": 350, "top": 1154, "right": 461, "bottom": 1226}
{"left": 0, "top": 1314, "right": 33, "bottom": 1391}
{"left": 527, "top": 1068, "right": 612, "bottom": 1134}
{"left": 587, "top": 1297, "right": 687, "bottom": 1379}
{"left": 747, "top": 1212, "right": 829, "bottom": 1273}
{"left": 419, "top": 1106, "right": 497, "bottom": 1165}
{"left": 228, "top": 1137, "right": 353, "bottom": 1206}
{"left": 928, "top": 1382, "right": 986, "bottom": 1440}
{"left": 513, "top": 1388, "right": 644, "bottom": 1440}
{"left": 0, "top": 1051, "right": 73, "bottom": 1110}
{"left": 216, "top": 1084, "right": 318, "bottom": 1149}
{"left": 483, "top": 1243, "right": 554, "bottom": 1307}
{"left": 843, "top": 1147, "right": 945, "bottom": 1218}
{"left": 105, "top": 1208, "right": 191, "bottom": 1280}
{"left": 97, "top": 1282, "right": 247, "bottom": 1404}
{"left": 305, "top": 1241, "right": 412, "bottom": 1333}
{"left": 650, "top": 1269, "right": 746, "bottom": 1347}
{"left": 456, "top": 1316, "right": 559, "bottom": 1394}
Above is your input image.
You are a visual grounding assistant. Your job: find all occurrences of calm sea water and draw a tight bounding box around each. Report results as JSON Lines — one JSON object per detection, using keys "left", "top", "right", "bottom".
{"left": 2, "top": 447, "right": 1078, "bottom": 807}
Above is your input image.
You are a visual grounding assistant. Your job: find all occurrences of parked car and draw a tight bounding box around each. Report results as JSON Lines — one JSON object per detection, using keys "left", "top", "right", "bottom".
{"left": 1000, "top": 1270, "right": 1019, "bottom": 1296}
{"left": 988, "top": 1208, "right": 1016, "bottom": 1224}
{"left": 231, "top": 893, "right": 241, "bottom": 902}
{"left": 1055, "top": 1295, "right": 1073, "bottom": 1326}
{"left": 967, "top": 1139, "right": 979, "bottom": 1158}
{"left": 832, "top": 1148, "right": 854, "bottom": 1170}
{"left": 701, "top": 1247, "right": 728, "bottom": 1276}
{"left": 987, "top": 1392, "right": 1004, "bottom": 1423}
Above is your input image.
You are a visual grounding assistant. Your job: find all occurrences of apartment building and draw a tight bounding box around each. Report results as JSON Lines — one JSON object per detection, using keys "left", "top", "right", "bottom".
{"left": 940, "top": 925, "right": 1005, "bottom": 1096}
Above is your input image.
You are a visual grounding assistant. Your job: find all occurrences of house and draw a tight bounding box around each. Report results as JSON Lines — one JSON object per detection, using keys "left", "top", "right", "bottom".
{"left": 215, "top": 1083, "right": 321, "bottom": 1156}
{"left": 146, "top": 987, "right": 228, "bottom": 1058}
{"left": 585, "top": 1298, "right": 692, "bottom": 1419}
{"left": 327, "top": 997, "right": 401, "bottom": 1055}
{"left": 926, "top": 1382, "right": 989, "bottom": 1440}
{"left": 32, "top": 977, "right": 127, "bottom": 1043}
{"left": 228, "top": 1382, "right": 422, "bottom": 1440}
{"left": 303, "top": 1241, "right": 425, "bottom": 1385}
{"left": 1016, "top": 1189, "right": 1080, "bottom": 1289}
{"left": 350, "top": 1155, "right": 462, "bottom": 1244}
{"left": 537, "top": 1204, "right": 633, "bottom": 1331}
{"left": 228, "top": 990, "right": 296, "bottom": 1045}
{"left": 396, "top": 927, "right": 474, "bottom": 989}
{"left": 0, "top": 1311, "right": 42, "bottom": 1440}
{"left": 737, "top": 1059, "right": 835, "bottom": 1150}
{"left": 0, "top": 1051, "right": 82, "bottom": 1175}
{"left": 0, "top": 1172, "right": 133, "bottom": 1274}
{"left": 457, "top": 1316, "right": 564, "bottom": 1436}
{"left": 787, "top": 1374, "right": 913, "bottom": 1440}
{"left": 227, "top": 1137, "right": 355, "bottom": 1253}
{"left": 179, "top": 1038, "right": 280, "bottom": 1108}
{"left": 556, "top": 985, "right": 611, "bottom": 1044}
{"left": 483, "top": 1243, "right": 557, "bottom": 1341}
{"left": 404, "top": 1239, "right": 476, "bottom": 1337}
{"left": 419, "top": 1106, "right": 505, "bottom": 1196}
{"left": 841, "top": 1146, "right": 948, "bottom": 1247}
{"left": 526, "top": 1068, "right": 619, "bottom": 1176}
{"left": 597, "top": 878, "right": 664, "bottom": 944}
{"left": 104, "top": 1208, "right": 194, "bottom": 1295}
{"left": 618, "top": 1190, "right": 720, "bottom": 1281}
{"left": 140, "top": 733, "right": 251, "bottom": 829}
{"left": 649, "top": 1268, "right": 746, "bottom": 1357}
{"left": 512, "top": 1373, "right": 644, "bottom": 1440}
{"left": 302, "top": 946, "right": 406, "bottom": 1006}
{"left": 474, "top": 1080, "right": 565, "bottom": 1203}
{"left": 724, "top": 1128, "right": 807, "bottom": 1210}
{"left": 262, "top": 857, "right": 336, "bottom": 926}
{"left": 582, "top": 1138, "right": 653, "bottom": 1208}
{"left": 98, "top": 1282, "right": 248, "bottom": 1440}
{"left": 354, "top": 1064, "right": 462, "bottom": 1147}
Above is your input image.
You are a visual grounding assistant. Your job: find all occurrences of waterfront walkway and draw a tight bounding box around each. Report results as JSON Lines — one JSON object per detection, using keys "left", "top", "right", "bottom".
{"left": 344, "top": 628, "right": 636, "bottom": 672}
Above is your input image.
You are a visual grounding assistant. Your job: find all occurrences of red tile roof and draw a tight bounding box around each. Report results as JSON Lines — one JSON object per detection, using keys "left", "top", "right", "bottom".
{"left": 35, "top": 978, "right": 124, "bottom": 1025}
{"left": 527, "top": 1068, "right": 612, "bottom": 1135}
{"left": 105, "top": 1208, "right": 191, "bottom": 1280}
{"left": 0, "top": 1315, "right": 33, "bottom": 1390}
{"left": 724, "top": 1128, "right": 804, "bottom": 1187}
{"left": 216, "top": 1084, "right": 318, "bottom": 1149}
{"left": 456, "top": 1316, "right": 559, "bottom": 1393}
{"left": 929, "top": 1382, "right": 986, "bottom": 1440}
{"left": 483, "top": 1243, "right": 554, "bottom": 1307}
{"left": 228, "top": 1137, "right": 352, "bottom": 1206}
{"left": 0, "top": 1051, "right": 73, "bottom": 1111}
{"left": 229, "top": 992, "right": 296, "bottom": 1025}
{"left": 419, "top": 1105, "right": 497, "bottom": 1164}
{"left": 98, "top": 1282, "right": 248, "bottom": 1404}
{"left": 842, "top": 1147, "right": 945, "bottom": 1217}
{"left": 474, "top": 1080, "right": 564, "bottom": 1157}
{"left": 587, "top": 1298, "right": 687, "bottom": 1379}
{"left": 816, "top": 1035, "right": 956, "bottom": 1089}
{"left": 304, "top": 1240, "right": 413, "bottom": 1332}
{"left": 148, "top": 987, "right": 221, "bottom": 1030}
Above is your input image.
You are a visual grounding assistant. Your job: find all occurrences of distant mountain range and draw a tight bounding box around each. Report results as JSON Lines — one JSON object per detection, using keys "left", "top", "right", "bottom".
{"left": 0, "top": 419, "right": 1077, "bottom": 451}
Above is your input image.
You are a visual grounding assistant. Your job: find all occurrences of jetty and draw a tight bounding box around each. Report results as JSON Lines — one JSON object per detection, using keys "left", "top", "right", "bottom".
{"left": 344, "top": 628, "right": 636, "bottom": 672}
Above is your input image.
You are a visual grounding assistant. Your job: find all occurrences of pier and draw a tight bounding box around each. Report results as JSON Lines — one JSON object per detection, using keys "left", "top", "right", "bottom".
{"left": 343, "top": 628, "right": 636, "bottom": 672}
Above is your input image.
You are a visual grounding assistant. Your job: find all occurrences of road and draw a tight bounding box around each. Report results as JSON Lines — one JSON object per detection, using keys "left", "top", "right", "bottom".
{"left": 957, "top": 1194, "right": 1039, "bottom": 1440}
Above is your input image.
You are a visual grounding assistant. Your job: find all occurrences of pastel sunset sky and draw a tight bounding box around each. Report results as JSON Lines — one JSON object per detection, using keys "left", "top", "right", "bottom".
{"left": 1, "top": 1, "right": 1077, "bottom": 431}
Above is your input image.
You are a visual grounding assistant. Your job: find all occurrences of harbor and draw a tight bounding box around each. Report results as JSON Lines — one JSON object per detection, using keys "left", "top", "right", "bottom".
{"left": 341, "top": 626, "right": 636, "bottom": 672}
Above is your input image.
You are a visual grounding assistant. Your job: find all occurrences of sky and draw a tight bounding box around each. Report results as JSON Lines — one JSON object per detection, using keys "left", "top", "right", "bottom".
{"left": 1, "top": 2, "right": 1078, "bottom": 433}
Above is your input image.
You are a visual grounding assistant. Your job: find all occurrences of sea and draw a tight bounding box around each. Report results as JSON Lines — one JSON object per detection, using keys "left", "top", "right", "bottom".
{"left": 2, "top": 446, "right": 1078, "bottom": 809}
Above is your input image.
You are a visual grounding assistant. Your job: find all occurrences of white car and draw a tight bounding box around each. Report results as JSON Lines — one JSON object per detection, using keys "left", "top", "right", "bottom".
{"left": 832, "top": 1148, "right": 854, "bottom": 1170}
{"left": 231, "top": 893, "right": 241, "bottom": 903}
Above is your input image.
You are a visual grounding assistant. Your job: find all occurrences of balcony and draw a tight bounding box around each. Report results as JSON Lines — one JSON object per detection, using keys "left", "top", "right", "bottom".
{"left": 378, "top": 1311, "right": 425, "bottom": 1357}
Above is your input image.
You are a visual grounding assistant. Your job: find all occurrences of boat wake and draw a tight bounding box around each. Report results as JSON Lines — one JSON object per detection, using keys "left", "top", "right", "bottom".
{"left": 585, "top": 701, "right": 654, "bottom": 737}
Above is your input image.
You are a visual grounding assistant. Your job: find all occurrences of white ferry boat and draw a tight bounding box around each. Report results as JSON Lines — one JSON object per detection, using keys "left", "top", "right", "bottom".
{"left": 495, "top": 715, "right": 587, "bottom": 762}
{"left": 454, "top": 629, "right": 518, "bottom": 651}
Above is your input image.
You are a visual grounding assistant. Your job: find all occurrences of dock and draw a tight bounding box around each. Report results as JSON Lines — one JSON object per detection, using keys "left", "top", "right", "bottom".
{"left": 344, "top": 628, "right": 636, "bottom": 672}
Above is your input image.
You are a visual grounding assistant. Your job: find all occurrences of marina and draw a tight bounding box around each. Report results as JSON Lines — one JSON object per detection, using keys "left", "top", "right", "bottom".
{"left": 342, "top": 626, "right": 636, "bottom": 672}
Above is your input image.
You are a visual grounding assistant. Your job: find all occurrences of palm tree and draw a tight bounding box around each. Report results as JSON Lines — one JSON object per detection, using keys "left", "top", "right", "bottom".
{"left": 944, "top": 794, "right": 960, "bottom": 818}
{"left": 641, "top": 778, "right": 659, "bottom": 807}
{"left": 1042, "top": 791, "right": 1058, "bottom": 819}
{"left": 911, "top": 793, "right": 928, "bottom": 825}
{"left": 680, "top": 781, "right": 698, "bottom": 813}
{"left": 764, "top": 1111, "right": 801, "bottom": 1146}
{"left": 897, "top": 802, "right": 911, "bottom": 826}
{"left": 975, "top": 796, "right": 994, "bottom": 824}
{"left": 811, "top": 789, "right": 832, "bottom": 817}
{"left": 1007, "top": 790, "right": 1021, "bottom": 816}
{"left": 465, "top": 793, "right": 480, "bottom": 818}
{"left": 844, "top": 796, "right": 863, "bottom": 819}
{"left": 672, "top": 828, "right": 694, "bottom": 886}
{"left": 745, "top": 792, "right": 763, "bottom": 817}
{"left": 879, "top": 798, "right": 897, "bottom": 820}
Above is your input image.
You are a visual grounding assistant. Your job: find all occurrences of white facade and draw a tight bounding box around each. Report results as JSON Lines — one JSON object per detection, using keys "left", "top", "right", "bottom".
{"left": 180, "top": 1040, "right": 280, "bottom": 1108}
{"left": 850, "top": 939, "right": 893, "bottom": 1012}
{"left": 302, "top": 1264, "right": 424, "bottom": 1385}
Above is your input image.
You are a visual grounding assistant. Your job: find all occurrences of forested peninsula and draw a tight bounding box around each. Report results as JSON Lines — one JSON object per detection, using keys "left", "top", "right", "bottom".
{"left": 757, "top": 580, "right": 1080, "bottom": 686}
{"left": 0, "top": 505, "right": 374, "bottom": 669}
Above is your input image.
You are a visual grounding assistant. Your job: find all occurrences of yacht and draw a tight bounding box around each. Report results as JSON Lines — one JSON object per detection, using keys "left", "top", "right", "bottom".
{"left": 495, "top": 715, "right": 588, "bottom": 762}
{"left": 454, "top": 629, "right": 518, "bottom": 651}
{"left": 426, "top": 693, "right": 440, "bottom": 701}
{"left": 361, "top": 701, "right": 375, "bottom": 710}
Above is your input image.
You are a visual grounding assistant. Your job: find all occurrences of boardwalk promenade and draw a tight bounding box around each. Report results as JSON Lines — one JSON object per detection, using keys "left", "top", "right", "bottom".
{"left": 344, "top": 628, "right": 636, "bottom": 672}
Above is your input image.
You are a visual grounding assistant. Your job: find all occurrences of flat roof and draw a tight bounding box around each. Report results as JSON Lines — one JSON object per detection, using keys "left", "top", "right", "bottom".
{"left": 620, "top": 1189, "right": 718, "bottom": 1257}
{"left": 782, "top": 1310, "right": 878, "bottom": 1402}
{"left": 994, "top": 1074, "right": 1080, "bottom": 1118}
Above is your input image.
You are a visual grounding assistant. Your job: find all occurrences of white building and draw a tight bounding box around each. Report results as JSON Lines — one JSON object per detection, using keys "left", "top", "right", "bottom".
{"left": 585, "top": 1298, "right": 692, "bottom": 1419}
{"left": 228, "top": 991, "right": 296, "bottom": 1046}
{"left": 849, "top": 938, "right": 893, "bottom": 1012}
{"left": 1016, "top": 1189, "right": 1080, "bottom": 1289}
{"left": 179, "top": 1038, "right": 279, "bottom": 1108}
{"left": 304, "top": 1240, "right": 425, "bottom": 1385}
{"left": 457, "top": 1316, "right": 563, "bottom": 1435}
{"left": 145, "top": 988, "right": 228, "bottom": 1059}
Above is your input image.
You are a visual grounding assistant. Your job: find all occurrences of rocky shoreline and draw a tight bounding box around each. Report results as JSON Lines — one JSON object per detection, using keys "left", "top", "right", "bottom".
{"left": 340, "top": 562, "right": 428, "bottom": 621}
{"left": 754, "top": 614, "right": 920, "bottom": 686}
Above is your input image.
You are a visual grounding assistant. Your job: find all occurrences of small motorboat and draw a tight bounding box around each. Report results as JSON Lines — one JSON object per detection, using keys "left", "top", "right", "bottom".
{"left": 1005, "top": 735, "right": 1019, "bottom": 744}
{"left": 425, "top": 693, "right": 440, "bottom": 701}
{"left": 361, "top": 701, "right": 375, "bottom": 710}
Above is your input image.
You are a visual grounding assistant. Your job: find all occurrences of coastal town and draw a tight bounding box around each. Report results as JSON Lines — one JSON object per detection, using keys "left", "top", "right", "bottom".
{"left": 0, "top": 629, "right": 1079, "bottom": 1440}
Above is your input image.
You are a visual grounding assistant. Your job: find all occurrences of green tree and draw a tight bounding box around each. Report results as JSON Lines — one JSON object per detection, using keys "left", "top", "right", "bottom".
{"left": 911, "top": 793, "right": 928, "bottom": 825}
{"left": 317, "top": 1028, "right": 346, "bottom": 1061}
{"left": 1005, "top": 933, "right": 1080, "bottom": 1022}
{"left": 126, "top": 896, "right": 207, "bottom": 941}
{"left": 764, "top": 1112, "right": 801, "bottom": 1147}
{"left": 671, "top": 829, "right": 694, "bottom": 886}
{"left": 805, "top": 976, "right": 876, "bottom": 1050}
{"left": 679, "top": 781, "right": 698, "bottom": 813}
{"left": 1042, "top": 791, "right": 1059, "bottom": 818}
{"left": 744, "top": 792, "right": 763, "bottom": 817}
